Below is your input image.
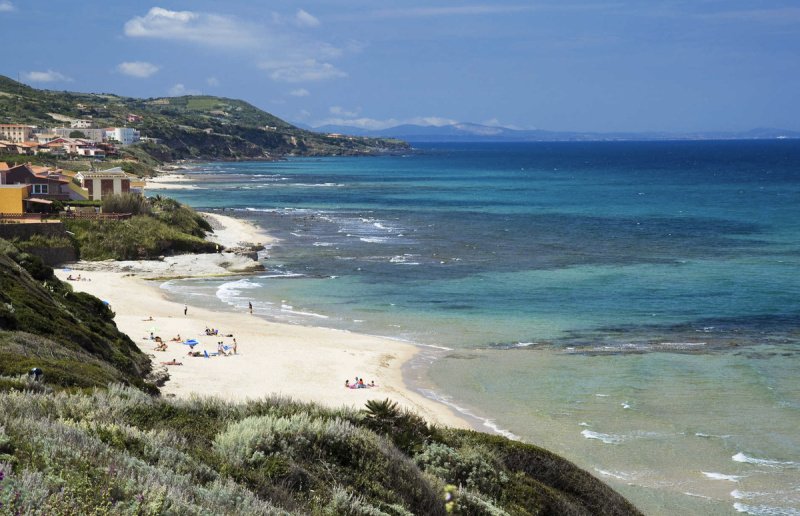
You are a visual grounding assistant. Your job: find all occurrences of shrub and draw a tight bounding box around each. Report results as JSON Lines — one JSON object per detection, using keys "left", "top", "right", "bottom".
{"left": 415, "top": 443, "right": 506, "bottom": 497}
{"left": 102, "top": 193, "right": 151, "bottom": 216}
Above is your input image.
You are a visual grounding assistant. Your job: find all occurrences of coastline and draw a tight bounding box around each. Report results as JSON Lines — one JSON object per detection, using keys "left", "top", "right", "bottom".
{"left": 56, "top": 212, "right": 470, "bottom": 430}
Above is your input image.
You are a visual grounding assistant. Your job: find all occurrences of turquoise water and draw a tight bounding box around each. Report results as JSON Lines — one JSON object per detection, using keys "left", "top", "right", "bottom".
{"left": 158, "top": 141, "right": 800, "bottom": 514}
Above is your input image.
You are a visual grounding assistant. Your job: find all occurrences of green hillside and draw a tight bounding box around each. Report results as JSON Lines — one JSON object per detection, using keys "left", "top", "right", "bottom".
{"left": 0, "top": 75, "right": 409, "bottom": 160}
{"left": 0, "top": 239, "right": 153, "bottom": 391}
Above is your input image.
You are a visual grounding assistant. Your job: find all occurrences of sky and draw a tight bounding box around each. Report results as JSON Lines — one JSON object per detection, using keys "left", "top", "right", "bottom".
{"left": 2, "top": 1, "right": 799, "bottom": 133}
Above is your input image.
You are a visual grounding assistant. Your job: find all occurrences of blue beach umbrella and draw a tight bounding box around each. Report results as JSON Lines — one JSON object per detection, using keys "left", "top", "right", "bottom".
{"left": 102, "top": 300, "right": 110, "bottom": 306}
{"left": 184, "top": 339, "right": 199, "bottom": 346}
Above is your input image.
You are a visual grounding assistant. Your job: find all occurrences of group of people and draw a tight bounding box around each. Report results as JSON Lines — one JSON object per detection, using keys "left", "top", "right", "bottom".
{"left": 216, "top": 339, "right": 238, "bottom": 356}
{"left": 345, "top": 377, "right": 376, "bottom": 389}
{"left": 65, "top": 274, "right": 89, "bottom": 281}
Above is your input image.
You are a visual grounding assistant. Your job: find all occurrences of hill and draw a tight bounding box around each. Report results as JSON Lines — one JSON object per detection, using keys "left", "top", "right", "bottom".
{"left": 0, "top": 239, "right": 153, "bottom": 390}
{"left": 313, "top": 121, "right": 800, "bottom": 142}
{"left": 0, "top": 75, "right": 409, "bottom": 160}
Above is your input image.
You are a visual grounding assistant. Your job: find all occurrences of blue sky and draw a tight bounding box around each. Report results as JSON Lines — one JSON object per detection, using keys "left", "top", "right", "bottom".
{"left": 2, "top": 1, "right": 799, "bottom": 132}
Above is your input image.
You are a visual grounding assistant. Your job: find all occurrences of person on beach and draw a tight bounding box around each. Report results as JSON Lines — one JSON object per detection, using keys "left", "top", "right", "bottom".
{"left": 345, "top": 379, "right": 350, "bottom": 388}
{"left": 357, "top": 378, "right": 366, "bottom": 389}
{"left": 171, "top": 334, "right": 182, "bottom": 342}
{"left": 161, "top": 359, "right": 182, "bottom": 366}
{"left": 184, "top": 304, "right": 188, "bottom": 316}
{"left": 143, "top": 316, "right": 154, "bottom": 321}
{"left": 248, "top": 302, "right": 253, "bottom": 314}
{"left": 232, "top": 338, "right": 238, "bottom": 354}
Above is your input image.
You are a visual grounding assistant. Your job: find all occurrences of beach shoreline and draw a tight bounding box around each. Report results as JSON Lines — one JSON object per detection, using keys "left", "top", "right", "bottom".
{"left": 56, "top": 211, "right": 470, "bottom": 430}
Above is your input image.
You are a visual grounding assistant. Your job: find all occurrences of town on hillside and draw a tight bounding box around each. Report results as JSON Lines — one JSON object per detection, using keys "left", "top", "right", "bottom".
{"left": 0, "top": 117, "right": 152, "bottom": 221}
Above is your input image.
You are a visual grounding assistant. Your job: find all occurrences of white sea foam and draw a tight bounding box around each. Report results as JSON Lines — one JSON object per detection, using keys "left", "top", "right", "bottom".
{"left": 258, "top": 273, "right": 304, "bottom": 279}
{"left": 593, "top": 468, "right": 633, "bottom": 481}
{"left": 703, "top": 471, "right": 743, "bottom": 482}
{"left": 733, "top": 452, "right": 799, "bottom": 468}
{"left": 621, "top": 402, "right": 631, "bottom": 409}
{"left": 417, "top": 388, "right": 519, "bottom": 440}
{"left": 696, "top": 432, "right": 732, "bottom": 439}
{"left": 733, "top": 502, "right": 800, "bottom": 515}
{"left": 313, "top": 242, "right": 335, "bottom": 247}
{"left": 581, "top": 429, "right": 623, "bottom": 444}
{"left": 216, "top": 278, "right": 260, "bottom": 306}
{"left": 360, "top": 236, "right": 392, "bottom": 243}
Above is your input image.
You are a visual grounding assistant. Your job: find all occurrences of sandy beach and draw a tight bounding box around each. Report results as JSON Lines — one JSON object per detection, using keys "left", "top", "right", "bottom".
{"left": 56, "top": 212, "right": 468, "bottom": 429}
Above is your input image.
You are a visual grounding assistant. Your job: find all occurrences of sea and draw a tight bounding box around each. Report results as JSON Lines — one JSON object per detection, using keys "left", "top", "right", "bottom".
{"left": 155, "top": 141, "right": 800, "bottom": 515}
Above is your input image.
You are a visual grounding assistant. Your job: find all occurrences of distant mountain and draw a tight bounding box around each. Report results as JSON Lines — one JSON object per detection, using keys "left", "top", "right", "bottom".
{"left": 0, "top": 75, "right": 409, "bottom": 161}
{"left": 311, "top": 121, "right": 800, "bottom": 143}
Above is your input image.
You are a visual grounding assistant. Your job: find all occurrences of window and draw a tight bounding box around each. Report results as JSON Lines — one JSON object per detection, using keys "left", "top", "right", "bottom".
{"left": 32, "top": 184, "right": 49, "bottom": 194}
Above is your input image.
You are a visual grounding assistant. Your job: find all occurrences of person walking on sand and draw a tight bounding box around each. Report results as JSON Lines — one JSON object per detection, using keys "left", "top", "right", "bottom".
{"left": 248, "top": 301, "right": 253, "bottom": 315}
{"left": 184, "top": 304, "right": 188, "bottom": 316}
{"left": 232, "top": 338, "right": 238, "bottom": 355}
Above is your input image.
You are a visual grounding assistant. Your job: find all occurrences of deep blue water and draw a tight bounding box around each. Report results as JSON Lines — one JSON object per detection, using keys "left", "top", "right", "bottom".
{"left": 166, "top": 140, "right": 800, "bottom": 349}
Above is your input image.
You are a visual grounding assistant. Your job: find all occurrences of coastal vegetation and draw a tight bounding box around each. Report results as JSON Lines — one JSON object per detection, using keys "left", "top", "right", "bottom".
{"left": 0, "top": 75, "right": 409, "bottom": 162}
{"left": 63, "top": 193, "right": 216, "bottom": 260}
{"left": 0, "top": 239, "right": 152, "bottom": 390}
{"left": 0, "top": 239, "right": 641, "bottom": 514}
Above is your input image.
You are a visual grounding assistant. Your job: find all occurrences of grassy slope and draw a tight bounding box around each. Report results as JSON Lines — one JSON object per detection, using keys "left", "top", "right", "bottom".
{"left": 0, "top": 239, "right": 152, "bottom": 390}
{"left": 0, "top": 75, "right": 409, "bottom": 161}
{"left": 0, "top": 388, "right": 641, "bottom": 515}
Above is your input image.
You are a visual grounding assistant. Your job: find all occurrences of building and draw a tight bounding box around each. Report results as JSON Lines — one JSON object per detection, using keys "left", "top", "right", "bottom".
{"left": 2, "top": 163, "right": 88, "bottom": 201}
{"left": 127, "top": 113, "right": 143, "bottom": 123}
{"left": 75, "top": 167, "right": 132, "bottom": 200}
{"left": 70, "top": 119, "right": 93, "bottom": 129}
{"left": 0, "top": 124, "right": 36, "bottom": 143}
{"left": 0, "top": 184, "right": 30, "bottom": 214}
{"left": 105, "top": 127, "right": 140, "bottom": 145}
{"left": 52, "top": 127, "right": 107, "bottom": 142}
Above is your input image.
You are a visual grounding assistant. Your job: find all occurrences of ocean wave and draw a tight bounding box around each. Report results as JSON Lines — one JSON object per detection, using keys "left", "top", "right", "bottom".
{"left": 313, "top": 242, "right": 336, "bottom": 247}
{"left": 593, "top": 468, "right": 633, "bottom": 481}
{"left": 216, "top": 278, "right": 260, "bottom": 306}
{"left": 417, "top": 388, "right": 519, "bottom": 440}
{"left": 581, "top": 429, "right": 623, "bottom": 444}
{"left": 733, "top": 452, "right": 799, "bottom": 468}
{"left": 733, "top": 502, "right": 800, "bottom": 515}
{"left": 702, "top": 471, "right": 743, "bottom": 482}
{"left": 257, "top": 272, "right": 305, "bottom": 279}
{"left": 359, "top": 236, "right": 393, "bottom": 243}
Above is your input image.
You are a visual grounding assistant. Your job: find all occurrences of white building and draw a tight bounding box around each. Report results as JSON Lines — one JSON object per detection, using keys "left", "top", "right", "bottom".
{"left": 70, "top": 119, "right": 93, "bottom": 129}
{"left": 51, "top": 127, "right": 107, "bottom": 142}
{"left": 75, "top": 167, "right": 132, "bottom": 200}
{"left": 105, "top": 127, "right": 140, "bottom": 145}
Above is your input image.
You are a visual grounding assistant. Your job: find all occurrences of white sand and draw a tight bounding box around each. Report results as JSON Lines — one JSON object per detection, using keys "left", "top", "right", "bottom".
{"left": 145, "top": 174, "right": 202, "bottom": 190}
{"left": 56, "top": 213, "right": 468, "bottom": 429}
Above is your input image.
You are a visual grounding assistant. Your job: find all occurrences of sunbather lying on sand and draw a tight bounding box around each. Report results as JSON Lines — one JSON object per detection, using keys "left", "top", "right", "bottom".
{"left": 161, "top": 359, "right": 182, "bottom": 366}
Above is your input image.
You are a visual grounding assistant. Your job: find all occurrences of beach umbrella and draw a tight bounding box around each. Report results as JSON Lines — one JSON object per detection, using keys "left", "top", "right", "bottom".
{"left": 102, "top": 300, "right": 110, "bottom": 306}
{"left": 184, "top": 339, "right": 199, "bottom": 346}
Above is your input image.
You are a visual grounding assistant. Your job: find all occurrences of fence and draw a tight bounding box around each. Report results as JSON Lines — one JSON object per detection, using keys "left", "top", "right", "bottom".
{"left": 57, "top": 212, "right": 132, "bottom": 221}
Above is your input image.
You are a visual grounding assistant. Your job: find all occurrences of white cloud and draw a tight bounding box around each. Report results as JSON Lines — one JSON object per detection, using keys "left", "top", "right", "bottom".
{"left": 124, "top": 7, "right": 258, "bottom": 48}
{"left": 0, "top": 1, "right": 14, "bottom": 12}
{"left": 290, "top": 88, "right": 310, "bottom": 97}
{"left": 117, "top": 61, "right": 159, "bottom": 78}
{"left": 329, "top": 106, "right": 360, "bottom": 117}
{"left": 206, "top": 76, "right": 220, "bottom": 87}
{"left": 125, "top": 7, "right": 350, "bottom": 83}
{"left": 295, "top": 9, "right": 320, "bottom": 28}
{"left": 259, "top": 59, "right": 346, "bottom": 82}
{"left": 312, "top": 115, "right": 458, "bottom": 130}
{"left": 22, "top": 70, "right": 72, "bottom": 83}
{"left": 168, "top": 83, "right": 200, "bottom": 96}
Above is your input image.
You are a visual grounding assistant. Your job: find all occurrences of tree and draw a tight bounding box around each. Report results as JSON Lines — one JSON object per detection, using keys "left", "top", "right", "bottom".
{"left": 69, "top": 130, "right": 86, "bottom": 138}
